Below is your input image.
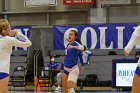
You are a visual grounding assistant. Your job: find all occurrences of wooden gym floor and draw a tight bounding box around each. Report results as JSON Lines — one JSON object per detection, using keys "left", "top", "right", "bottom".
{"left": 8, "top": 86, "right": 131, "bottom": 93}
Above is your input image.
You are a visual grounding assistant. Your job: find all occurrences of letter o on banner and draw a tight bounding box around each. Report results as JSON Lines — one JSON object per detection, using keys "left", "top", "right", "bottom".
{"left": 64, "top": 28, "right": 78, "bottom": 48}
{"left": 81, "top": 27, "right": 97, "bottom": 49}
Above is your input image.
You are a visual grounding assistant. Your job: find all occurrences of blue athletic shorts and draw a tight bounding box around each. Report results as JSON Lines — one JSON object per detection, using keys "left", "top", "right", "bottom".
{"left": 135, "top": 66, "right": 140, "bottom": 76}
{"left": 63, "top": 69, "right": 69, "bottom": 75}
{"left": 63, "top": 65, "right": 78, "bottom": 75}
{"left": 0, "top": 72, "right": 9, "bottom": 80}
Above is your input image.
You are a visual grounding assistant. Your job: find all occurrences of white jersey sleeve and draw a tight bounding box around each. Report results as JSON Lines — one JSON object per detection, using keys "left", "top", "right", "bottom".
{"left": 5, "top": 32, "right": 32, "bottom": 48}
{"left": 75, "top": 41, "right": 84, "bottom": 50}
{"left": 77, "top": 43, "right": 84, "bottom": 50}
{"left": 125, "top": 26, "right": 140, "bottom": 54}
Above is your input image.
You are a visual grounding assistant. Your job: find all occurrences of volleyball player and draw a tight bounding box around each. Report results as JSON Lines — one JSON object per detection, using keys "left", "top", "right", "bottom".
{"left": 62, "top": 30, "right": 85, "bottom": 93}
{"left": 0, "top": 19, "right": 32, "bottom": 93}
{"left": 124, "top": 25, "right": 140, "bottom": 93}
{"left": 55, "top": 51, "right": 85, "bottom": 92}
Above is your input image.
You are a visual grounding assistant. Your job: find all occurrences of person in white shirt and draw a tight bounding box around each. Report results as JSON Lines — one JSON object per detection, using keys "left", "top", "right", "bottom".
{"left": 124, "top": 25, "right": 140, "bottom": 93}
{"left": 0, "top": 19, "right": 32, "bottom": 93}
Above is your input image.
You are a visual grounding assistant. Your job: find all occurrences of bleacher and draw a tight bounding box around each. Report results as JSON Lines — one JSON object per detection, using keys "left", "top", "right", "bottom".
{"left": 10, "top": 50, "right": 28, "bottom": 80}
{"left": 48, "top": 49, "right": 138, "bottom": 81}
{"left": 10, "top": 49, "right": 138, "bottom": 82}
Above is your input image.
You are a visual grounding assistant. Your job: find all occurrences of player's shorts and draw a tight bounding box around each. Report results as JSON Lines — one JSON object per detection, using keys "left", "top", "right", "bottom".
{"left": 135, "top": 66, "right": 140, "bottom": 76}
{"left": 63, "top": 65, "right": 79, "bottom": 83}
{"left": 0, "top": 72, "right": 9, "bottom": 80}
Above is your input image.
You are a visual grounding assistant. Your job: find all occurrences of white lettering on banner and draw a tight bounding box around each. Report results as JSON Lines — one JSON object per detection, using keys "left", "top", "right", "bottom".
{"left": 81, "top": 27, "right": 97, "bottom": 49}
{"left": 13, "top": 28, "right": 29, "bottom": 50}
{"left": 24, "top": 28, "right": 29, "bottom": 37}
{"left": 64, "top": 28, "right": 78, "bottom": 48}
{"left": 116, "top": 27, "right": 125, "bottom": 49}
{"left": 62, "top": 25, "right": 140, "bottom": 49}
{"left": 99, "top": 27, "right": 113, "bottom": 49}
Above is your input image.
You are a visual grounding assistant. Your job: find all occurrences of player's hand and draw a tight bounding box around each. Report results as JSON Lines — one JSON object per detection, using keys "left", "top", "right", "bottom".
{"left": 67, "top": 45, "right": 74, "bottom": 49}
{"left": 8, "top": 30, "right": 16, "bottom": 37}
{"left": 1, "top": 30, "right": 8, "bottom": 36}
{"left": 124, "top": 50, "right": 129, "bottom": 56}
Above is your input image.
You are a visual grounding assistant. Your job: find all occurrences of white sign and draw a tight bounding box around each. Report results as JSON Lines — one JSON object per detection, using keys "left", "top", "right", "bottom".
{"left": 24, "top": 0, "right": 57, "bottom": 7}
{"left": 98, "top": 0, "right": 131, "bottom": 4}
{"left": 136, "top": 0, "right": 140, "bottom": 3}
{"left": 116, "top": 63, "right": 137, "bottom": 87}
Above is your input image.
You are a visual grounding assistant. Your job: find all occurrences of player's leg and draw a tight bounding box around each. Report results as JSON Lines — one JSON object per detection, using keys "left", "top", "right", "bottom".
{"left": 57, "top": 72, "right": 62, "bottom": 86}
{"left": 62, "top": 72, "right": 68, "bottom": 93}
{"left": 55, "top": 72, "right": 62, "bottom": 91}
{"left": 131, "top": 74, "right": 140, "bottom": 93}
{"left": 67, "top": 81, "right": 75, "bottom": 93}
{"left": 131, "top": 66, "right": 140, "bottom": 93}
{"left": 51, "top": 70, "right": 56, "bottom": 86}
{"left": 74, "top": 82, "right": 80, "bottom": 93}
{"left": 67, "top": 66, "right": 79, "bottom": 93}
{"left": 0, "top": 76, "right": 9, "bottom": 93}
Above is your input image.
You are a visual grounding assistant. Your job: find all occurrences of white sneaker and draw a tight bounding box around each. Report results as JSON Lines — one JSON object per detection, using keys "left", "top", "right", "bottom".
{"left": 68, "top": 88, "right": 76, "bottom": 93}
{"left": 55, "top": 86, "right": 61, "bottom": 91}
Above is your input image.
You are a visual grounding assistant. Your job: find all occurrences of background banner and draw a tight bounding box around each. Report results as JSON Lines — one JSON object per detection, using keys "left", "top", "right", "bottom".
{"left": 136, "top": 0, "right": 140, "bottom": 3}
{"left": 12, "top": 26, "right": 31, "bottom": 50}
{"left": 53, "top": 24, "right": 138, "bottom": 50}
{"left": 98, "top": 0, "right": 131, "bottom": 4}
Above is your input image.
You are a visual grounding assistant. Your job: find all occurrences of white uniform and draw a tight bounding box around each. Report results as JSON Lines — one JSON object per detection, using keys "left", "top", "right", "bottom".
{"left": 0, "top": 32, "right": 32, "bottom": 74}
{"left": 125, "top": 26, "right": 140, "bottom": 66}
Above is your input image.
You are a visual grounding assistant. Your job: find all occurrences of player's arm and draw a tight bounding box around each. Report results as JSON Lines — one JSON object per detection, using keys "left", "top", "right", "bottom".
{"left": 67, "top": 45, "right": 84, "bottom": 50}
{"left": 6, "top": 31, "right": 32, "bottom": 48}
{"left": 124, "top": 35, "right": 139, "bottom": 56}
{"left": 124, "top": 26, "right": 140, "bottom": 56}
{"left": 67, "top": 42, "right": 84, "bottom": 50}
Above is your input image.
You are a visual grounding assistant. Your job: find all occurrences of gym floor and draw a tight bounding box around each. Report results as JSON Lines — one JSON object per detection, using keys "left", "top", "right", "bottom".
{"left": 8, "top": 86, "right": 131, "bottom": 93}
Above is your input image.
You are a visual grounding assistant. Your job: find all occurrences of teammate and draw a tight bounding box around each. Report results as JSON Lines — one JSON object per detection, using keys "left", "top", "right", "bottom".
{"left": 0, "top": 19, "right": 32, "bottom": 93}
{"left": 124, "top": 25, "right": 140, "bottom": 93}
{"left": 62, "top": 30, "right": 85, "bottom": 93}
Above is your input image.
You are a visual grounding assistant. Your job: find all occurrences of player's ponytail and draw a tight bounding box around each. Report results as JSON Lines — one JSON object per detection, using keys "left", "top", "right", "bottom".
{"left": 75, "top": 38, "right": 82, "bottom": 44}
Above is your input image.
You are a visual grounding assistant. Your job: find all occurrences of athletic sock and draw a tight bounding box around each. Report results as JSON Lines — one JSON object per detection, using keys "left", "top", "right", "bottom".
{"left": 68, "top": 88, "right": 76, "bottom": 93}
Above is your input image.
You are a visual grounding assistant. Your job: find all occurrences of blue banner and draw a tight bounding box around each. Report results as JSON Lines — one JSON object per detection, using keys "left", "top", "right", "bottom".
{"left": 12, "top": 26, "right": 31, "bottom": 50}
{"left": 53, "top": 24, "right": 138, "bottom": 50}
